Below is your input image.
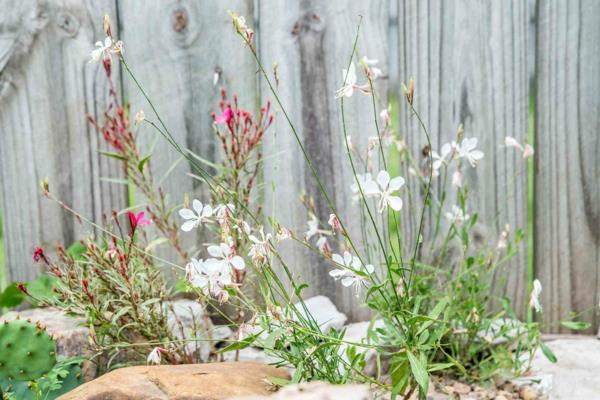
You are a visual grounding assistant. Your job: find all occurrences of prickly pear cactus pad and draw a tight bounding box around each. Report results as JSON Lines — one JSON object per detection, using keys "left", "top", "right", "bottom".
{"left": 0, "top": 319, "right": 57, "bottom": 381}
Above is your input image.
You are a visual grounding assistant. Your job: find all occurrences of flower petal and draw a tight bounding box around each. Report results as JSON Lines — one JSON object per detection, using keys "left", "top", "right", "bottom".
{"left": 193, "top": 199, "right": 203, "bottom": 215}
{"left": 181, "top": 220, "right": 197, "bottom": 232}
{"left": 179, "top": 208, "right": 196, "bottom": 220}
{"left": 207, "top": 245, "right": 223, "bottom": 258}
{"left": 387, "top": 196, "right": 403, "bottom": 211}
{"left": 388, "top": 176, "right": 405, "bottom": 191}
{"left": 230, "top": 255, "right": 246, "bottom": 270}
{"left": 376, "top": 170, "right": 390, "bottom": 189}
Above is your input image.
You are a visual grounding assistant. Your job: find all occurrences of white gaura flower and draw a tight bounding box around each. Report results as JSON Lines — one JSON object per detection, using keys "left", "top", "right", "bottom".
{"left": 529, "top": 279, "right": 542, "bottom": 312}
{"left": 335, "top": 62, "right": 357, "bottom": 98}
{"left": 179, "top": 199, "right": 213, "bottom": 231}
{"left": 304, "top": 214, "right": 331, "bottom": 240}
{"left": 364, "top": 170, "right": 405, "bottom": 213}
{"left": 207, "top": 243, "right": 245, "bottom": 271}
{"left": 350, "top": 173, "right": 374, "bottom": 202}
{"left": 431, "top": 141, "right": 458, "bottom": 171}
{"left": 445, "top": 205, "right": 470, "bottom": 225}
{"left": 505, "top": 136, "right": 535, "bottom": 159}
{"left": 458, "top": 137, "right": 484, "bottom": 167}
{"left": 248, "top": 229, "right": 273, "bottom": 264}
{"left": 328, "top": 214, "right": 342, "bottom": 234}
{"left": 89, "top": 36, "right": 113, "bottom": 63}
{"left": 335, "top": 63, "right": 370, "bottom": 98}
{"left": 359, "top": 56, "right": 383, "bottom": 80}
{"left": 329, "top": 251, "right": 375, "bottom": 293}
{"left": 186, "top": 258, "right": 232, "bottom": 301}
{"left": 276, "top": 226, "right": 293, "bottom": 242}
{"left": 214, "top": 203, "right": 235, "bottom": 219}
{"left": 147, "top": 347, "right": 165, "bottom": 365}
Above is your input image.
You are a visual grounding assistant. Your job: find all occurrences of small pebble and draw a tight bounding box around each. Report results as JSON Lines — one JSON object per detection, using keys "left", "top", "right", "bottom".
{"left": 453, "top": 382, "right": 472, "bottom": 395}
{"left": 519, "top": 386, "right": 538, "bottom": 400}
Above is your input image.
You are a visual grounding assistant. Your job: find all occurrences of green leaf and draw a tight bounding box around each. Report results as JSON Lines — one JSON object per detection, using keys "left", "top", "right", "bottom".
{"left": 267, "top": 376, "right": 290, "bottom": 387}
{"left": 217, "top": 332, "right": 262, "bottom": 353}
{"left": 427, "top": 362, "right": 455, "bottom": 372}
{"left": 99, "top": 150, "right": 128, "bottom": 161}
{"left": 560, "top": 321, "right": 591, "bottom": 331}
{"left": 407, "top": 350, "right": 429, "bottom": 393}
{"left": 294, "top": 283, "right": 309, "bottom": 297}
{"left": 66, "top": 242, "right": 87, "bottom": 260}
{"left": 539, "top": 341, "right": 557, "bottom": 363}
{"left": 138, "top": 154, "right": 151, "bottom": 173}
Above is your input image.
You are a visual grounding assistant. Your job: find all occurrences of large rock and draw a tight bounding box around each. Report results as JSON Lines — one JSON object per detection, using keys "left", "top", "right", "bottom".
{"left": 229, "top": 381, "right": 371, "bottom": 400}
{"left": 57, "top": 361, "right": 289, "bottom": 400}
{"left": 293, "top": 296, "right": 347, "bottom": 332}
{"left": 528, "top": 336, "right": 600, "bottom": 399}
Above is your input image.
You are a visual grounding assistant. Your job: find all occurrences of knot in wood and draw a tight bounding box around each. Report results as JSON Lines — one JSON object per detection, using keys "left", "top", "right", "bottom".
{"left": 172, "top": 8, "right": 188, "bottom": 32}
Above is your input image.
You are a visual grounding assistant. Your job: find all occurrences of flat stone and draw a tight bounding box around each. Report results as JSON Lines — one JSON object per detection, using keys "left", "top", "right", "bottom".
{"left": 293, "top": 296, "right": 347, "bottom": 332}
{"left": 57, "top": 361, "right": 289, "bottom": 400}
{"left": 528, "top": 336, "right": 600, "bottom": 399}
{"left": 229, "top": 381, "right": 371, "bottom": 400}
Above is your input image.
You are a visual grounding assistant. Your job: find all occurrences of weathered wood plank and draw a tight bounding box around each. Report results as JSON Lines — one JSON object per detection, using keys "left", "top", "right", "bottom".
{"left": 0, "top": 0, "right": 126, "bottom": 283}
{"left": 536, "top": 0, "right": 600, "bottom": 332}
{"left": 117, "top": 0, "right": 257, "bottom": 274}
{"left": 259, "top": 0, "right": 389, "bottom": 320}
{"left": 396, "top": 1, "right": 531, "bottom": 315}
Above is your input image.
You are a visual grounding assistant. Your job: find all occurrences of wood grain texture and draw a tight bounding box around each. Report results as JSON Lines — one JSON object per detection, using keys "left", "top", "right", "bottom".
{"left": 259, "top": 0, "right": 389, "bottom": 320}
{"left": 0, "top": 0, "right": 126, "bottom": 282}
{"left": 118, "top": 0, "right": 257, "bottom": 275}
{"left": 396, "top": 1, "right": 531, "bottom": 314}
{"left": 535, "top": 0, "right": 600, "bottom": 332}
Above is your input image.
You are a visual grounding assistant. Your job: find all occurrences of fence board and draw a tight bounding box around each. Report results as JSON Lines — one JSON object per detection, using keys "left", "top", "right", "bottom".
{"left": 0, "top": 0, "right": 125, "bottom": 283}
{"left": 535, "top": 0, "right": 600, "bottom": 332}
{"left": 259, "top": 0, "right": 389, "bottom": 320}
{"left": 117, "top": 0, "right": 257, "bottom": 274}
{"left": 396, "top": 1, "right": 531, "bottom": 314}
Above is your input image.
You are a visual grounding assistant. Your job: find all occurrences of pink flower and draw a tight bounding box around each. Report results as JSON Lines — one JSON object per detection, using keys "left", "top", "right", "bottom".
{"left": 328, "top": 214, "right": 343, "bottom": 234}
{"left": 128, "top": 211, "right": 151, "bottom": 232}
{"left": 33, "top": 246, "right": 46, "bottom": 263}
{"left": 214, "top": 107, "right": 233, "bottom": 124}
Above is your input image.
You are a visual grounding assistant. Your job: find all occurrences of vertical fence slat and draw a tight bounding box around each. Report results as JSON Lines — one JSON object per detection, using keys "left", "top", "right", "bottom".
{"left": 0, "top": 0, "right": 126, "bottom": 283}
{"left": 259, "top": 0, "right": 389, "bottom": 320}
{"left": 536, "top": 0, "right": 600, "bottom": 332}
{"left": 118, "top": 0, "right": 257, "bottom": 274}
{"left": 397, "top": 1, "right": 531, "bottom": 315}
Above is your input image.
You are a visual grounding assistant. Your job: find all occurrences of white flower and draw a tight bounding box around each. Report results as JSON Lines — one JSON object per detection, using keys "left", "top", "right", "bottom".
{"left": 505, "top": 136, "right": 535, "bottom": 159}
{"left": 497, "top": 224, "right": 510, "bottom": 249}
{"left": 90, "top": 36, "right": 113, "bottom": 63}
{"left": 360, "top": 56, "right": 382, "bottom": 79}
{"left": 529, "top": 279, "right": 542, "bottom": 312}
{"left": 431, "top": 141, "right": 458, "bottom": 171}
{"left": 350, "top": 173, "right": 373, "bottom": 202}
{"left": 452, "top": 170, "right": 463, "bottom": 188}
{"left": 134, "top": 110, "right": 145, "bottom": 124}
{"left": 147, "top": 347, "right": 164, "bottom": 365}
{"left": 186, "top": 258, "right": 232, "bottom": 300}
{"left": 214, "top": 203, "right": 235, "bottom": 219}
{"left": 248, "top": 229, "right": 272, "bottom": 264}
{"left": 364, "top": 170, "right": 405, "bottom": 213}
{"left": 207, "top": 243, "right": 245, "bottom": 271}
{"left": 179, "top": 200, "right": 213, "bottom": 231}
{"left": 329, "top": 251, "right": 374, "bottom": 293}
{"left": 445, "top": 205, "right": 469, "bottom": 225}
{"left": 335, "top": 62, "right": 357, "bottom": 98}
{"left": 304, "top": 215, "right": 331, "bottom": 240}
{"left": 458, "top": 137, "right": 484, "bottom": 167}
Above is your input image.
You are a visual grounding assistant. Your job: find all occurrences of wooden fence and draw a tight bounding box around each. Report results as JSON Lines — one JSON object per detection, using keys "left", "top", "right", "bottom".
{"left": 0, "top": 0, "right": 598, "bottom": 331}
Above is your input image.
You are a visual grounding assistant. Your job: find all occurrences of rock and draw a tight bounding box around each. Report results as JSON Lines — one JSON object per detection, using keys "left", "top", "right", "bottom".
{"left": 452, "top": 382, "right": 471, "bottom": 394}
{"left": 229, "top": 381, "right": 371, "bottom": 400}
{"left": 222, "top": 347, "right": 283, "bottom": 365}
{"left": 477, "top": 318, "right": 526, "bottom": 345}
{"left": 293, "top": 296, "right": 347, "bottom": 332}
{"left": 166, "top": 299, "right": 232, "bottom": 361}
{"left": 528, "top": 336, "right": 600, "bottom": 399}
{"left": 339, "top": 320, "right": 385, "bottom": 376}
{"left": 518, "top": 386, "right": 538, "bottom": 400}
{"left": 57, "top": 361, "right": 289, "bottom": 400}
